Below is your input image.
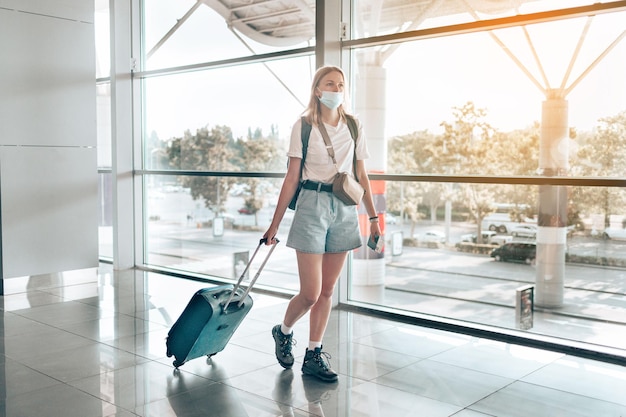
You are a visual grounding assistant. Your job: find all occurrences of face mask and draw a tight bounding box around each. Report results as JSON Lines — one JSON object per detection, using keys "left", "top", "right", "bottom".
{"left": 318, "top": 90, "right": 344, "bottom": 110}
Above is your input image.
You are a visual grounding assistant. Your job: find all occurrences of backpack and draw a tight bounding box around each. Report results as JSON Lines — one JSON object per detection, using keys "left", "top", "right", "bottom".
{"left": 288, "top": 115, "right": 358, "bottom": 210}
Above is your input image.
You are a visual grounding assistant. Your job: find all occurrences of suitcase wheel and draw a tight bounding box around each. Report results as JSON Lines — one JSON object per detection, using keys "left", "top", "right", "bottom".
{"left": 173, "top": 359, "right": 183, "bottom": 368}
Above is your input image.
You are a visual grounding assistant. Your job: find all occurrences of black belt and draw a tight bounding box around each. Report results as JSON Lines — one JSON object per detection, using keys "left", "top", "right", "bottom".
{"left": 301, "top": 180, "right": 333, "bottom": 193}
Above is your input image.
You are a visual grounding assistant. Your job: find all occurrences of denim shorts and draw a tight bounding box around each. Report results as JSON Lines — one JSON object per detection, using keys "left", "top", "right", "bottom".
{"left": 287, "top": 188, "right": 362, "bottom": 254}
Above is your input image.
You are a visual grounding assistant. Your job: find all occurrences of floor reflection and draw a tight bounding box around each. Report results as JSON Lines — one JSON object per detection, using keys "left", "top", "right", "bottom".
{"left": 0, "top": 264, "right": 625, "bottom": 416}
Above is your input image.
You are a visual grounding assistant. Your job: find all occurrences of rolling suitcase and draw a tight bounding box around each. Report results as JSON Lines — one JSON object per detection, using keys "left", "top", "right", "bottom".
{"left": 166, "top": 238, "right": 279, "bottom": 368}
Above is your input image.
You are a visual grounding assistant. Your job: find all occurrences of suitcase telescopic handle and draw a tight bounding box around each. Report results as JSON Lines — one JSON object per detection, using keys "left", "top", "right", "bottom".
{"left": 222, "top": 238, "right": 280, "bottom": 313}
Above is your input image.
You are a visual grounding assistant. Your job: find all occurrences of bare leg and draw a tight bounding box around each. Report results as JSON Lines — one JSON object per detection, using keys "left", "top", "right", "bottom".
{"left": 309, "top": 252, "right": 347, "bottom": 342}
{"left": 282, "top": 251, "right": 324, "bottom": 327}
{"left": 282, "top": 251, "right": 346, "bottom": 341}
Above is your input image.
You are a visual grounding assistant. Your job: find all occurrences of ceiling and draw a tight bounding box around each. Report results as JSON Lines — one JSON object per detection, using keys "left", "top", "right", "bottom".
{"left": 201, "top": 0, "right": 536, "bottom": 46}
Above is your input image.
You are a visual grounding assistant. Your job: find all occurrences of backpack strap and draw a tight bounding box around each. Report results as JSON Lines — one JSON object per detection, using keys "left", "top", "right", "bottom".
{"left": 300, "top": 115, "right": 358, "bottom": 180}
{"left": 345, "top": 115, "right": 359, "bottom": 182}
{"left": 345, "top": 114, "right": 358, "bottom": 142}
{"left": 299, "top": 116, "right": 312, "bottom": 181}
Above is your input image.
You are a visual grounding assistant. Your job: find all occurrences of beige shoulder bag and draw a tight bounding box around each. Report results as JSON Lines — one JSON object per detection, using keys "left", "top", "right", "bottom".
{"left": 318, "top": 121, "right": 364, "bottom": 206}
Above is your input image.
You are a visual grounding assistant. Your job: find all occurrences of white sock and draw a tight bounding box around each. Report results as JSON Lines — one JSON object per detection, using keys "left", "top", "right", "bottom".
{"left": 308, "top": 341, "right": 322, "bottom": 351}
{"left": 280, "top": 323, "right": 293, "bottom": 335}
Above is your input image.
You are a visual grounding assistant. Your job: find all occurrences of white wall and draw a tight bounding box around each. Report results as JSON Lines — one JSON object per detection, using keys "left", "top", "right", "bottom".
{"left": 0, "top": 1, "right": 98, "bottom": 282}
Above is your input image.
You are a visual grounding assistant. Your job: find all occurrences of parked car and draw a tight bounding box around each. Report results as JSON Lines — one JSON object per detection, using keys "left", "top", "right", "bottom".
{"left": 415, "top": 230, "right": 446, "bottom": 244}
{"left": 602, "top": 227, "right": 626, "bottom": 240}
{"left": 237, "top": 207, "right": 253, "bottom": 215}
{"left": 385, "top": 213, "right": 397, "bottom": 224}
{"left": 490, "top": 242, "right": 536, "bottom": 265}
{"left": 511, "top": 224, "right": 537, "bottom": 238}
{"left": 460, "top": 231, "right": 497, "bottom": 244}
{"left": 490, "top": 235, "right": 513, "bottom": 246}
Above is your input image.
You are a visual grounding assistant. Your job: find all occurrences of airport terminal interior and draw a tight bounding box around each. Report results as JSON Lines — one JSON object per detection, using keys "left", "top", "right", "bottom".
{"left": 1, "top": 264, "right": 625, "bottom": 417}
{"left": 2, "top": 1, "right": 626, "bottom": 416}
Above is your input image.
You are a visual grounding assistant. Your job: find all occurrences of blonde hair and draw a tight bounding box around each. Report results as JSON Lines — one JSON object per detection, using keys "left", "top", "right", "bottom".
{"left": 303, "top": 65, "right": 351, "bottom": 126}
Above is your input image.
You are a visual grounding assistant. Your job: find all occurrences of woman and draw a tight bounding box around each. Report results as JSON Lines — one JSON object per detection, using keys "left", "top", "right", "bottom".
{"left": 262, "top": 65, "right": 381, "bottom": 382}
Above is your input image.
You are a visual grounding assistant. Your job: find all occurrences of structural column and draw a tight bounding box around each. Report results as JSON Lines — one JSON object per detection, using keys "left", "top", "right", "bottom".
{"left": 535, "top": 92, "right": 569, "bottom": 308}
{"left": 353, "top": 63, "right": 387, "bottom": 289}
{"left": 110, "top": 0, "right": 136, "bottom": 270}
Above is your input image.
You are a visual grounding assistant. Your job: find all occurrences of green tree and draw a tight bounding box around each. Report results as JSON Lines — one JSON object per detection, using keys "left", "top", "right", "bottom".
{"left": 571, "top": 111, "right": 626, "bottom": 226}
{"left": 387, "top": 102, "right": 545, "bottom": 241}
{"left": 235, "top": 136, "right": 283, "bottom": 225}
{"left": 387, "top": 130, "right": 438, "bottom": 235}
{"left": 486, "top": 124, "right": 540, "bottom": 220}
{"left": 167, "top": 125, "right": 237, "bottom": 215}
{"left": 436, "top": 102, "right": 499, "bottom": 241}
{"left": 495, "top": 122, "right": 541, "bottom": 176}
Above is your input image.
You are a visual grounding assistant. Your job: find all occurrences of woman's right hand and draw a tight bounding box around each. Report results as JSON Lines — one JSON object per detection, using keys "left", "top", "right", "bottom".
{"left": 262, "top": 157, "right": 301, "bottom": 246}
{"left": 262, "top": 225, "right": 279, "bottom": 245}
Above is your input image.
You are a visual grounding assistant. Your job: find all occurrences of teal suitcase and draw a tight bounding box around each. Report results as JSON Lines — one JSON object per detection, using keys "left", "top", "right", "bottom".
{"left": 166, "top": 238, "right": 279, "bottom": 368}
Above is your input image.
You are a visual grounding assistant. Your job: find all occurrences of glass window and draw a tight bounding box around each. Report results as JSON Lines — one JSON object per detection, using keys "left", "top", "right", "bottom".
{"left": 350, "top": 12, "right": 626, "bottom": 176}
{"left": 96, "top": 82, "right": 111, "bottom": 168}
{"left": 95, "top": 0, "right": 112, "bottom": 260}
{"left": 144, "top": 174, "right": 298, "bottom": 290}
{"left": 142, "top": 57, "right": 315, "bottom": 169}
{"left": 344, "top": 2, "right": 626, "bottom": 355}
{"left": 348, "top": 180, "right": 626, "bottom": 353}
{"left": 95, "top": 0, "right": 110, "bottom": 78}
{"left": 98, "top": 172, "right": 113, "bottom": 261}
{"left": 134, "top": 0, "right": 626, "bottom": 359}
{"left": 141, "top": 56, "right": 316, "bottom": 284}
{"left": 143, "top": 0, "right": 315, "bottom": 71}
{"left": 96, "top": 80, "right": 112, "bottom": 260}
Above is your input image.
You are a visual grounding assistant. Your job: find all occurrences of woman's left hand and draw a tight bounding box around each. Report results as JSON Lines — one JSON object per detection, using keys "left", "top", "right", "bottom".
{"left": 370, "top": 220, "right": 381, "bottom": 237}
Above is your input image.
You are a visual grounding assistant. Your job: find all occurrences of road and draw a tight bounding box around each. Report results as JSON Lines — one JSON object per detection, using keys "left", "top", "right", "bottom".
{"left": 147, "top": 185, "right": 626, "bottom": 255}
{"left": 145, "top": 219, "right": 626, "bottom": 309}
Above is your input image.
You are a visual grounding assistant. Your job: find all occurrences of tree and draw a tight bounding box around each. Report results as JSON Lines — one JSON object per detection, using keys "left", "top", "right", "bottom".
{"left": 387, "top": 130, "right": 438, "bottom": 235}
{"left": 436, "top": 102, "right": 499, "bottom": 241}
{"left": 387, "top": 102, "right": 546, "bottom": 240}
{"left": 571, "top": 111, "right": 626, "bottom": 226}
{"left": 167, "top": 125, "right": 237, "bottom": 215}
{"left": 234, "top": 136, "right": 283, "bottom": 225}
{"left": 486, "top": 125, "right": 540, "bottom": 219}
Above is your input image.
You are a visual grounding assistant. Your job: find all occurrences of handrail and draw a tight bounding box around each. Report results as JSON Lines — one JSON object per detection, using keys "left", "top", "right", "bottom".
{"left": 130, "top": 169, "right": 626, "bottom": 188}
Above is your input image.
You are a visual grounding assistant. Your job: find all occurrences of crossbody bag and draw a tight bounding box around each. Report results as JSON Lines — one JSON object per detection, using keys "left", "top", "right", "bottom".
{"left": 317, "top": 121, "right": 364, "bottom": 206}
{"left": 288, "top": 115, "right": 361, "bottom": 209}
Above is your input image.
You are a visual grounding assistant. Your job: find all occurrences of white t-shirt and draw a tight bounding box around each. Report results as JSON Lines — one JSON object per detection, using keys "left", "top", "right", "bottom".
{"left": 287, "top": 117, "right": 370, "bottom": 184}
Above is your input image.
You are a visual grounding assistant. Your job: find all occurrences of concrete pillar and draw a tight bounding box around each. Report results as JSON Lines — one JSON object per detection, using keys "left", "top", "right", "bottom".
{"left": 535, "top": 92, "right": 569, "bottom": 308}
{"left": 353, "top": 64, "right": 387, "bottom": 290}
{"left": 110, "top": 0, "right": 136, "bottom": 270}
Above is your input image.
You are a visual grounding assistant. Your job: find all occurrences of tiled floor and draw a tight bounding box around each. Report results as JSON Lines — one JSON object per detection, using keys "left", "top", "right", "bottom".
{"left": 1, "top": 265, "right": 626, "bottom": 417}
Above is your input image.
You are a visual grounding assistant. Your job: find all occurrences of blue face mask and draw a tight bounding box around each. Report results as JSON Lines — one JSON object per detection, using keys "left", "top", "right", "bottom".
{"left": 318, "top": 90, "right": 344, "bottom": 110}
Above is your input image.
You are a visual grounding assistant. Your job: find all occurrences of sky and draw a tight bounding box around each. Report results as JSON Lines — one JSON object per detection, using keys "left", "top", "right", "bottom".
{"left": 382, "top": 10, "right": 626, "bottom": 137}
